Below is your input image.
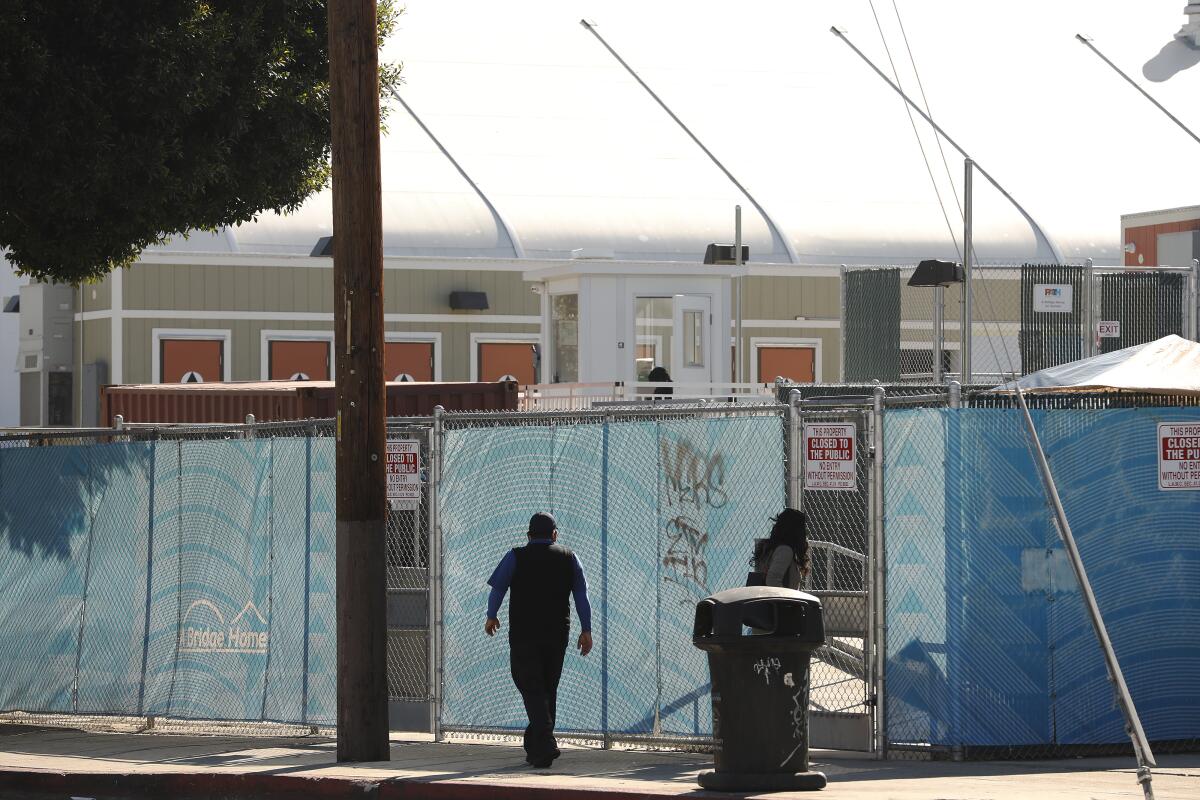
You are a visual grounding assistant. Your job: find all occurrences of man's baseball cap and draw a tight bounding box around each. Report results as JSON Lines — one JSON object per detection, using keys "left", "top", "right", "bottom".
{"left": 528, "top": 512, "right": 557, "bottom": 537}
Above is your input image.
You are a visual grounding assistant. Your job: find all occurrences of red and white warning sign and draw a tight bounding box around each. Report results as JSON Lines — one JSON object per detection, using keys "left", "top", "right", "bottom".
{"left": 1159, "top": 422, "right": 1200, "bottom": 491}
{"left": 386, "top": 439, "right": 422, "bottom": 509}
{"left": 804, "top": 423, "right": 856, "bottom": 491}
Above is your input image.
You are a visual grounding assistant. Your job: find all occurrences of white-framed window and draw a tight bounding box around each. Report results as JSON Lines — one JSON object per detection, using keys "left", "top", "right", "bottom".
{"left": 152, "top": 328, "right": 233, "bottom": 384}
{"left": 549, "top": 293, "right": 579, "bottom": 383}
{"left": 260, "top": 329, "right": 335, "bottom": 381}
{"left": 384, "top": 331, "right": 442, "bottom": 382}
{"left": 470, "top": 332, "right": 541, "bottom": 384}
{"left": 749, "top": 337, "right": 823, "bottom": 384}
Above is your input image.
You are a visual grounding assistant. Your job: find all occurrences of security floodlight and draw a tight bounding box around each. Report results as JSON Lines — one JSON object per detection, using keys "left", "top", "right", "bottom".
{"left": 908, "top": 259, "right": 964, "bottom": 288}
{"left": 704, "top": 243, "right": 750, "bottom": 265}
{"left": 311, "top": 236, "right": 334, "bottom": 257}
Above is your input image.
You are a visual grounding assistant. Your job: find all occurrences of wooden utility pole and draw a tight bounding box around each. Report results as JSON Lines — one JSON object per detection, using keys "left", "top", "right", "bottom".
{"left": 328, "top": 0, "right": 389, "bottom": 762}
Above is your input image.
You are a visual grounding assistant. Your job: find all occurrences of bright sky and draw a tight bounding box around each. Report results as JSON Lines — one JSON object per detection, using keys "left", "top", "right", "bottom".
{"left": 236, "top": 0, "right": 1199, "bottom": 265}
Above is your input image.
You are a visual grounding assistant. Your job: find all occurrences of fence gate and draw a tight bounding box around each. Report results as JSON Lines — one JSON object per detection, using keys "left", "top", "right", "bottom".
{"left": 1091, "top": 266, "right": 1196, "bottom": 353}
{"left": 384, "top": 422, "right": 434, "bottom": 731}
{"left": 791, "top": 405, "right": 878, "bottom": 752}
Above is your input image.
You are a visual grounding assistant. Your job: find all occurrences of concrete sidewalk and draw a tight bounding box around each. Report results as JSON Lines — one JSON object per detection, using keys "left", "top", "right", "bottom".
{"left": 1, "top": 723, "right": 1197, "bottom": 799}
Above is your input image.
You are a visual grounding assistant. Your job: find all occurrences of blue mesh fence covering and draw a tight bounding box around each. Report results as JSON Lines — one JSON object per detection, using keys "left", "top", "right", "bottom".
{"left": 0, "top": 436, "right": 337, "bottom": 726}
{"left": 439, "top": 411, "right": 787, "bottom": 738}
{"left": 885, "top": 407, "right": 1200, "bottom": 753}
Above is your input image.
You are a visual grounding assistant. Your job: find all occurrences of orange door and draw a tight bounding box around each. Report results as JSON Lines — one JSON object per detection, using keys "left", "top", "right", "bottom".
{"left": 269, "top": 340, "right": 330, "bottom": 380}
{"left": 478, "top": 342, "right": 537, "bottom": 384}
{"left": 757, "top": 346, "right": 815, "bottom": 383}
{"left": 161, "top": 339, "right": 223, "bottom": 383}
{"left": 384, "top": 341, "right": 434, "bottom": 381}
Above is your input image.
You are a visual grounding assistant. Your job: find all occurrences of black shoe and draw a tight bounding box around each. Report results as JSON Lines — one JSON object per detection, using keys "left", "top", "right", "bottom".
{"left": 526, "top": 748, "right": 561, "bottom": 768}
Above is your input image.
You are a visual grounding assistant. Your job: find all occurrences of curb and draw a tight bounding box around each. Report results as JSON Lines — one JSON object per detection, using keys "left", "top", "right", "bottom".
{"left": 0, "top": 769, "right": 680, "bottom": 800}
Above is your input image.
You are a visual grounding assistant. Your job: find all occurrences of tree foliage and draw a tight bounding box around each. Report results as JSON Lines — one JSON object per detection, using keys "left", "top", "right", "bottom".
{"left": 0, "top": 1, "right": 400, "bottom": 283}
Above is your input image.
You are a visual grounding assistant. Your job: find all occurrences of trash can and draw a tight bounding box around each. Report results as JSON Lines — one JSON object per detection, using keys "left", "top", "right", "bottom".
{"left": 693, "top": 586, "right": 826, "bottom": 792}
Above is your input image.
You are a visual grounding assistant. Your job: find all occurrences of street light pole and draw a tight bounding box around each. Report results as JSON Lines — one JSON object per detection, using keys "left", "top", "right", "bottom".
{"left": 329, "top": 0, "right": 389, "bottom": 763}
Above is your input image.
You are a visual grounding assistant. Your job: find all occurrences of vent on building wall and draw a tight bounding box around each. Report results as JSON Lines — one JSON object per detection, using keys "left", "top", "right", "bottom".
{"left": 449, "top": 291, "right": 489, "bottom": 310}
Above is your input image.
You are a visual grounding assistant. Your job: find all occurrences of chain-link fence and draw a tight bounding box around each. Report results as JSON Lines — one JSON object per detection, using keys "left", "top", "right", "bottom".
{"left": 842, "top": 263, "right": 1199, "bottom": 385}
{"left": 793, "top": 405, "right": 876, "bottom": 753}
{"left": 6, "top": 393, "right": 1197, "bottom": 761}
{"left": 436, "top": 405, "right": 789, "bottom": 747}
{"left": 384, "top": 421, "right": 432, "bottom": 712}
{"left": 1093, "top": 265, "right": 1196, "bottom": 354}
{"left": 882, "top": 402, "right": 1200, "bottom": 759}
{"left": 0, "top": 419, "right": 440, "bottom": 737}
{"left": 0, "top": 421, "right": 341, "bottom": 736}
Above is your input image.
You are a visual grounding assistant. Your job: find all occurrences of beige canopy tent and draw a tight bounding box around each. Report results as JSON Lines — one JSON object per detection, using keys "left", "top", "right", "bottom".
{"left": 992, "top": 335, "right": 1200, "bottom": 395}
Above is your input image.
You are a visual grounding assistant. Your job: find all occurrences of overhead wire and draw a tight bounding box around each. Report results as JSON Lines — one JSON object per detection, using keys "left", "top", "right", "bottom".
{"left": 859, "top": 14, "right": 1157, "bottom": 794}
{"left": 868, "top": 0, "right": 963, "bottom": 263}
{"left": 891, "top": 0, "right": 965, "bottom": 225}
{"left": 886, "top": 0, "right": 1016, "bottom": 382}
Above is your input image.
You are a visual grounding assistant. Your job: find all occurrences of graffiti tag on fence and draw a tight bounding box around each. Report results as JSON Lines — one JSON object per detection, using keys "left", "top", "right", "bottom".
{"left": 660, "top": 439, "right": 727, "bottom": 509}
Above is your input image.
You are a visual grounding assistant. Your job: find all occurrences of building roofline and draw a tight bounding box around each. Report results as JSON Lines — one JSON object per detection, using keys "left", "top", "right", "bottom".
{"left": 1121, "top": 205, "right": 1200, "bottom": 225}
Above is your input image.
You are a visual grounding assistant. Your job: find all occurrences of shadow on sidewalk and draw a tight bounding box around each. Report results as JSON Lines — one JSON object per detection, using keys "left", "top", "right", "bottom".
{"left": 2, "top": 723, "right": 1198, "bottom": 789}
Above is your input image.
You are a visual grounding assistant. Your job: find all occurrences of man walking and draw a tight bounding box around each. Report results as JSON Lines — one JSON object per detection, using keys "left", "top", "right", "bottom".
{"left": 485, "top": 512, "right": 593, "bottom": 767}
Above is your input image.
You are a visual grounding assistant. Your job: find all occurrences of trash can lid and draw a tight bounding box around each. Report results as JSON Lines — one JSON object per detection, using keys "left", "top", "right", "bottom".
{"left": 694, "top": 587, "right": 824, "bottom": 647}
{"left": 704, "top": 586, "right": 821, "bottom": 606}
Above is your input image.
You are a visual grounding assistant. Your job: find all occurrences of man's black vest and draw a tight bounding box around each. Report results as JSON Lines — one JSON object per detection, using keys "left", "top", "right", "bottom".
{"left": 509, "top": 542, "right": 575, "bottom": 641}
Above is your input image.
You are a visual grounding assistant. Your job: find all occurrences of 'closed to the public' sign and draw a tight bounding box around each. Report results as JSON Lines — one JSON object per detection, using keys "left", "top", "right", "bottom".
{"left": 1159, "top": 422, "right": 1200, "bottom": 490}
{"left": 804, "top": 422, "right": 856, "bottom": 490}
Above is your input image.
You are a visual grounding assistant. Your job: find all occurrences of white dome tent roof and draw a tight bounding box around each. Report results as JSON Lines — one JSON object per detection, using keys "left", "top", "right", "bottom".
{"left": 149, "top": 0, "right": 1200, "bottom": 266}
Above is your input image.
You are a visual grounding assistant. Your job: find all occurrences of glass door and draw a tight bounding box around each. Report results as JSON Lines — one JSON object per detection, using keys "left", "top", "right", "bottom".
{"left": 634, "top": 297, "right": 673, "bottom": 383}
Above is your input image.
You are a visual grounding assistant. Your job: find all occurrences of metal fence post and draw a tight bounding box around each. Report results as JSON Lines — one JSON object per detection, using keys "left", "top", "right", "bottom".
{"left": 948, "top": 380, "right": 962, "bottom": 410}
{"left": 429, "top": 406, "right": 445, "bottom": 740}
{"left": 1185, "top": 260, "right": 1195, "bottom": 340}
{"left": 870, "top": 385, "right": 886, "bottom": 757}
{"left": 933, "top": 285, "right": 944, "bottom": 384}
{"left": 1084, "top": 258, "right": 1095, "bottom": 358}
{"left": 601, "top": 411, "right": 613, "bottom": 749}
{"left": 839, "top": 265, "right": 847, "bottom": 382}
{"left": 788, "top": 389, "right": 802, "bottom": 509}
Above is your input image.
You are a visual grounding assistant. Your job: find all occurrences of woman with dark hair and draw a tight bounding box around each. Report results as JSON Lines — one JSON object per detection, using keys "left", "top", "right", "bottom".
{"left": 647, "top": 365, "right": 673, "bottom": 396}
{"left": 754, "top": 508, "right": 809, "bottom": 589}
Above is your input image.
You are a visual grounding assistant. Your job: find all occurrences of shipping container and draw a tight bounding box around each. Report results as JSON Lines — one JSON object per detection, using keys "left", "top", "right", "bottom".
{"left": 100, "top": 380, "right": 517, "bottom": 425}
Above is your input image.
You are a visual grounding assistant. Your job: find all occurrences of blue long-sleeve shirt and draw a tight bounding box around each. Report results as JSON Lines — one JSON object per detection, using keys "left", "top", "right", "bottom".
{"left": 487, "top": 539, "right": 592, "bottom": 632}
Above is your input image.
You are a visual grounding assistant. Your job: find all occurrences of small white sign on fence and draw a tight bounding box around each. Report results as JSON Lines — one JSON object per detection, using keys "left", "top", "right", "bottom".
{"left": 1158, "top": 422, "right": 1200, "bottom": 491}
{"left": 1033, "top": 283, "right": 1073, "bottom": 313}
{"left": 386, "top": 439, "right": 422, "bottom": 510}
{"left": 1097, "top": 320, "right": 1121, "bottom": 338}
{"left": 803, "top": 422, "right": 856, "bottom": 491}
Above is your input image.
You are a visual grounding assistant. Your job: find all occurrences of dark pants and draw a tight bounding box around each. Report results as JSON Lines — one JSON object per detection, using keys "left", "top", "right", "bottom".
{"left": 509, "top": 634, "right": 568, "bottom": 761}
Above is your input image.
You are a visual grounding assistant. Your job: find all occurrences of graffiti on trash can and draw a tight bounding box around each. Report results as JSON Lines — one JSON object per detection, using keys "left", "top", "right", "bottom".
{"left": 753, "top": 656, "right": 781, "bottom": 685}
{"left": 780, "top": 685, "right": 806, "bottom": 767}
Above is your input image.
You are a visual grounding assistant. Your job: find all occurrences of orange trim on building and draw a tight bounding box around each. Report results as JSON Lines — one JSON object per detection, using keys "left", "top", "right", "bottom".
{"left": 1123, "top": 218, "right": 1200, "bottom": 267}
